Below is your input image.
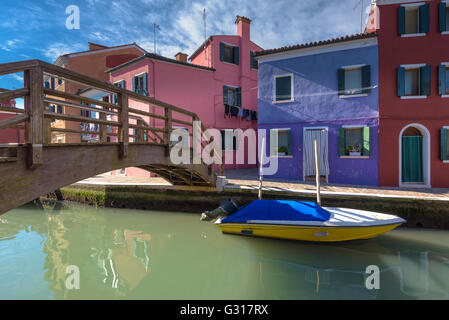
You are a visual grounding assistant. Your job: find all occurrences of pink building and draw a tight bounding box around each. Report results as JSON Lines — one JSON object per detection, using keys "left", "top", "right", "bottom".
{"left": 107, "top": 16, "right": 262, "bottom": 177}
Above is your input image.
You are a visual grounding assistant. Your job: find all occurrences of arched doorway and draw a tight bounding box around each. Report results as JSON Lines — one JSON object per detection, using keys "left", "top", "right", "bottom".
{"left": 399, "top": 124, "right": 431, "bottom": 187}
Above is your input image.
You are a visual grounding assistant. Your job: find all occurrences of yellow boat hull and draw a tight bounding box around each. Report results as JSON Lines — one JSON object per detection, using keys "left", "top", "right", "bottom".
{"left": 217, "top": 223, "right": 403, "bottom": 242}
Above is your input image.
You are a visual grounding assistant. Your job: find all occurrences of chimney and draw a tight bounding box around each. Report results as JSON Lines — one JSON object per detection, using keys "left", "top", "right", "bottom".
{"left": 175, "top": 52, "right": 188, "bottom": 63}
{"left": 88, "top": 42, "right": 108, "bottom": 51}
{"left": 235, "top": 15, "right": 251, "bottom": 41}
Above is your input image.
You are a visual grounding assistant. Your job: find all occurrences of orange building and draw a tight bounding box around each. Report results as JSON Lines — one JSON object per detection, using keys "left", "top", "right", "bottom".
{"left": 48, "top": 42, "right": 146, "bottom": 143}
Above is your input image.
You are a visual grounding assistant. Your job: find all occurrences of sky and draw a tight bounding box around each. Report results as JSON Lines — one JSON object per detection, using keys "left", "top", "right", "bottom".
{"left": 0, "top": 0, "right": 373, "bottom": 98}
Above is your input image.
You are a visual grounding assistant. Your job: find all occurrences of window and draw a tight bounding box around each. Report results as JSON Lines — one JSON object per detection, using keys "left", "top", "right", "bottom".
{"left": 397, "top": 65, "right": 431, "bottom": 97}
{"left": 221, "top": 129, "right": 237, "bottom": 151}
{"left": 132, "top": 73, "right": 147, "bottom": 95}
{"left": 338, "top": 65, "right": 371, "bottom": 96}
{"left": 269, "top": 129, "right": 291, "bottom": 156}
{"left": 223, "top": 86, "right": 241, "bottom": 106}
{"left": 250, "top": 51, "right": 258, "bottom": 69}
{"left": 439, "top": 2, "right": 449, "bottom": 32}
{"left": 274, "top": 75, "right": 293, "bottom": 102}
{"left": 113, "top": 80, "right": 125, "bottom": 103}
{"left": 438, "top": 64, "right": 449, "bottom": 95}
{"left": 220, "top": 43, "right": 239, "bottom": 65}
{"left": 405, "top": 68, "right": 419, "bottom": 96}
{"left": 338, "top": 127, "right": 370, "bottom": 157}
{"left": 441, "top": 127, "right": 449, "bottom": 161}
{"left": 398, "top": 4, "right": 429, "bottom": 35}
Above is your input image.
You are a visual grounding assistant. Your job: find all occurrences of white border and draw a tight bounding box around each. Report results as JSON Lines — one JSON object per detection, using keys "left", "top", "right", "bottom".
{"left": 399, "top": 123, "right": 431, "bottom": 188}
{"left": 273, "top": 73, "right": 294, "bottom": 103}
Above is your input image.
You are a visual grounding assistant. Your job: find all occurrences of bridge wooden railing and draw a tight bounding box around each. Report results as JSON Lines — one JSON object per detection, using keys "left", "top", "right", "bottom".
{"left": 0, "top": 59, "right": 222, "bottom": 174}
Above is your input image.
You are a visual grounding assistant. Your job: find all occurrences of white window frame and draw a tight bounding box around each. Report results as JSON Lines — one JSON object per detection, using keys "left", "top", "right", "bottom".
{"left": 400, "top": 63, "right": 427, "bottom": 99}
{"left": 340, "top": 125, "right": 369, "bottom": 159}
{"left": 273, "top": 73, "right": 294, "bottom": 103}
{"left": 270, "top": 128, "right": 293, "bottom": 158}
{"left": 339, "top": 64, "right": 368, "bottom": 98}
{"left": 400, "top": 3, "right": 426, "bottom": 38}
{"left": 221, "top": 42, "right": 239, "bottom": 66}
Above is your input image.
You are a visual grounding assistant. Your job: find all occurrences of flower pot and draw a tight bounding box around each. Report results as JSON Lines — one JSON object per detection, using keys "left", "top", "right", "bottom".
{"left": 349, "top": 152, "right": 361, "bottom": 156}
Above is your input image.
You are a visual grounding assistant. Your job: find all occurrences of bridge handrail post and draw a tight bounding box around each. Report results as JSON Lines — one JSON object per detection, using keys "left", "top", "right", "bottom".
{"left": 99, "top": 106, "right": 108, "bottom": 143}
{"left": 137, "top": 119, "right": 144, "bottom": 142}
{"left": 24, "top": 66, "right": 44, "bottom": 168}
{"left": 164, "top": 107, "right": 172, "bottom": 156}
{"left": 119, "top": 93, "right": 128, "bottom": 158}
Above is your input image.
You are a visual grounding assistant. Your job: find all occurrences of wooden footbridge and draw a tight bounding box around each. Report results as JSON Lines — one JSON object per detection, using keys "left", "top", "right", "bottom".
{"left": 0, "top": 60, "right": 219, "bottom": 215}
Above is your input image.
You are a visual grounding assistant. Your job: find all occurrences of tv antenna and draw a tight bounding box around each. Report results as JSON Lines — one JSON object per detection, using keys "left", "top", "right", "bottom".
{"left": 353, "top": 0, "right": 365, "bottom": 33}
{"left": 153, "top": 23, "right": 161, "bottom": 53}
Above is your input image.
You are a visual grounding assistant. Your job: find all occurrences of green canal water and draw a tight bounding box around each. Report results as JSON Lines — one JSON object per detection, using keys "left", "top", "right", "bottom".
{"left": 0, "top": 202, "right": 448, "bottom": 300}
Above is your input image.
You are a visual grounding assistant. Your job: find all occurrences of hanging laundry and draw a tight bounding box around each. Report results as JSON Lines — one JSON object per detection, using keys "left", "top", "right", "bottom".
{"left": 237, "top": 107, "right": 244, "bottom": 117}
{"left": 230, "top": 106, "right": 239, "bottom": 118}
{"left": 224, "top": 104, "right": 230, "bottom": 118}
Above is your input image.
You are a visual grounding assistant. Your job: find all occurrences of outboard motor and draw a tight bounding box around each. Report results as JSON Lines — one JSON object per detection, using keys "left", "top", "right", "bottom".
{"left": 200, "top": 198, "right": 239, "bottom": 221}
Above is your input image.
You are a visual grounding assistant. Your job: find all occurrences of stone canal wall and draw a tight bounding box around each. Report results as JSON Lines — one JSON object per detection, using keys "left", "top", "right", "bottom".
{"left": 58, "top": 183, "right": 449, "bottom": 230}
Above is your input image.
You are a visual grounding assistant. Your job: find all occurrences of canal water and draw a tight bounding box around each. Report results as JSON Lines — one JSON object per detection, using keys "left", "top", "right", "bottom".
{"left": 0, "top": 202, "right": 448, "bottom": 300}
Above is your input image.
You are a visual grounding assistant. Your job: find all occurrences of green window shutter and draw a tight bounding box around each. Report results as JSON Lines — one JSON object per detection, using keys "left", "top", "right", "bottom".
{"left": 236, "top": 87, "right": 241, "bottom": 106}
{"left": 398, "top": 6, "right": 405, "bottom": 35}
{"left": 440, "top": 2, "right": 447, "bottom": 32}
{"left": 362, "top": 65, "right": 371, "bottom": 94}
{"left": 420, "top": 65, "right": 431, "bottom": 96}
{"left": 397, "top": 67, "right": 405, "bottom": 97}
{"left": 223, "top": 86, "right": 228, "bottom": 105}
{"left": 439, "top": 64, "right": 447, "bottom": 96}
{"left": 51, "top": 77, "right": 55, "bottom": 89}
{"left": 419, "top": 4, "right": 430, "bottom": 33}
{"left": 363, "top": 126, "right": 370, "bottom": 156}
{"left": 338, "top": 68, "right": 345, "bottom": 95}
{"left": 441, "top": 128, "right": 448, "bottom": 161}
{"left": 287, "top": 130, "right": 291, "bottom": 155}
{"left": 120, "top": 80, "right": 126, "bottom": 88}
{"left": 143, "top": 73, "right": 148, "bottom": 95}
{"left": 57, "top": 105, "right": 63, "bottom": 114}
{"left": 132, "top": 76, "right": 136, "bottom": 93}
{"left": 233, "top": 46, "right": 239, "bottom": 65}
{"left": 113, "top": 95, "right": 117, "bottom": 104}
{"left": 338, "top": 128, "right": 346, "bottom": 156}
{"left": 44, "top": 81, "right": 50, "bottom": 88}
{"left": 220, "top": 43, "right": 225, "bottom": 61}
{"left": 50, "top": 105, "right": 55, "bottom": 113}
{"left": 270, "top": 129, "right": 278, "bottom": 156}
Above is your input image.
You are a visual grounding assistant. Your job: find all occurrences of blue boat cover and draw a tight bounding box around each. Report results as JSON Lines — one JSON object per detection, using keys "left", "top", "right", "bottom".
{"left": 221, "top": 200, "right": 331, "bottom": 223}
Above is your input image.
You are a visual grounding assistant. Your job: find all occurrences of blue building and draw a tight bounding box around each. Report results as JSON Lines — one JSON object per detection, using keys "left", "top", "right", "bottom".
{"left": 255, "top": 33, "right": 379, "bottom": 186}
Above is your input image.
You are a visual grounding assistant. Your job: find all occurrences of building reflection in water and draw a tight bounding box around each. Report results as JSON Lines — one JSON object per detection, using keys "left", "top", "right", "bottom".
{"left": 1, "top": 203, "right": 448, "bottom": 299}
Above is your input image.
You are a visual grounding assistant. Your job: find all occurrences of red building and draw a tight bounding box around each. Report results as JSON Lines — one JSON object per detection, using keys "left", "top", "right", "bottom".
{"left": 0, "top": 91, "right": 23, "bottom": 144}
{"left": 375, "top": 0, "right": 449, "bottom": 188}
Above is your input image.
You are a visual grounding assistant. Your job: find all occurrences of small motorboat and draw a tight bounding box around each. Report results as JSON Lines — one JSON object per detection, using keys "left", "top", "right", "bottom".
{"left": 214, "top": 200, "right": 406, "bottom": 242}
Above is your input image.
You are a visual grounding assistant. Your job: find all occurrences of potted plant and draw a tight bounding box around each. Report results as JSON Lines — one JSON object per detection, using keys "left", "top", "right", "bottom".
{"left": 347, "top": 144, "right": 362, "bottom": 156}
{"left": 278, "top": 146, "right": 288, "bottom": 156}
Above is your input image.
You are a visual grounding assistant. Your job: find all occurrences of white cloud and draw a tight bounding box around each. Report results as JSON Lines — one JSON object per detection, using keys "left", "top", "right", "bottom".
{"left": 1, "top": 39, "right": 21, "bottom": 52}
{"left": 41, "top": 43, "right": 86, "bottom": 61}
{"left": 10, "top": 74, "right": 24, "bottom": 81}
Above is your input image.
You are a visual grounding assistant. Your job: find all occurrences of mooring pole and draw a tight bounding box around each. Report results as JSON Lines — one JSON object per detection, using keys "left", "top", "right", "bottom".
{"left": 314, "top": 139, "right": 321, "bottom": 206}
{"left": 258, "top": 137, "right": 265, "bottom": 200}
